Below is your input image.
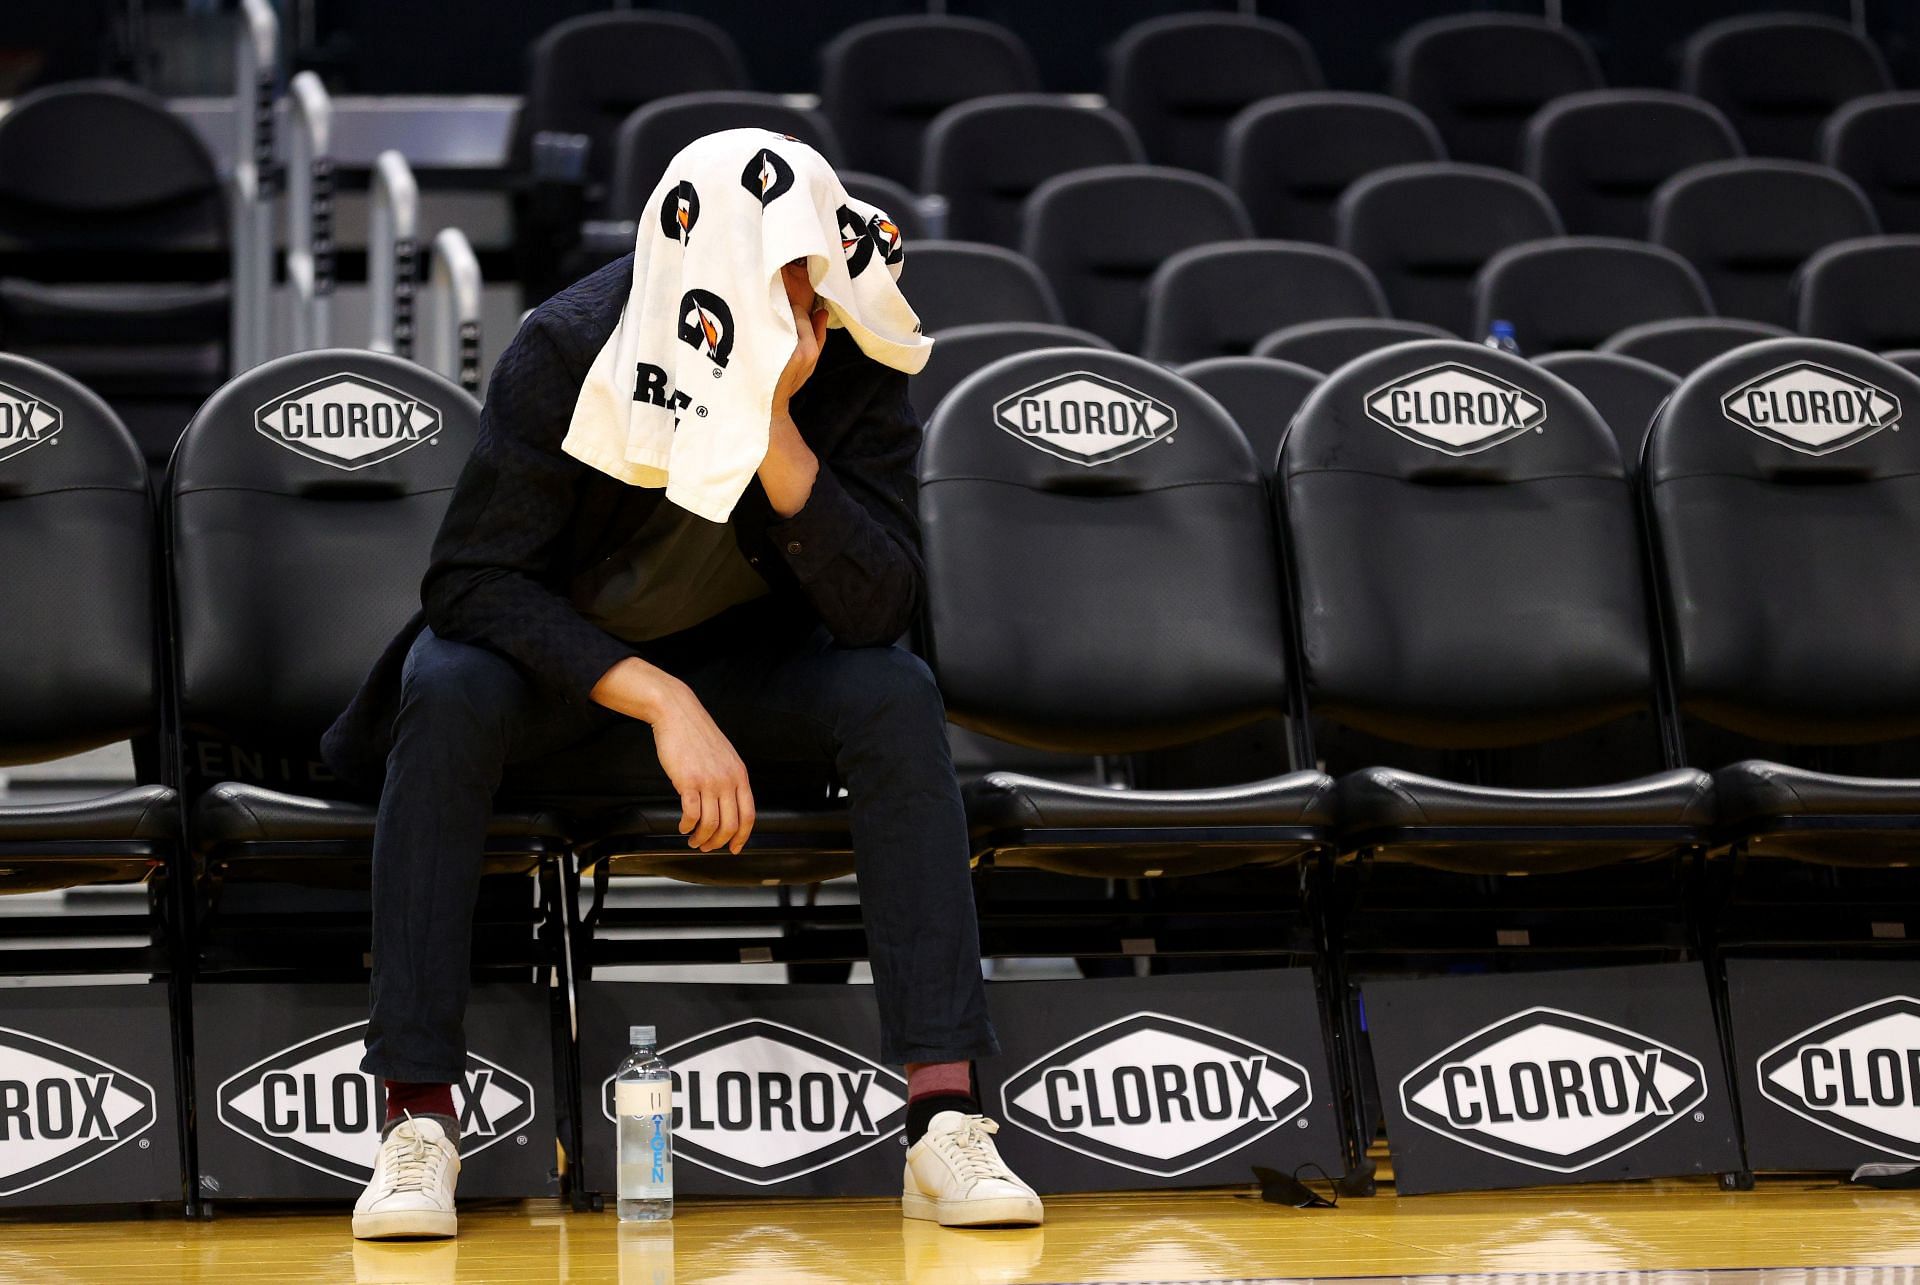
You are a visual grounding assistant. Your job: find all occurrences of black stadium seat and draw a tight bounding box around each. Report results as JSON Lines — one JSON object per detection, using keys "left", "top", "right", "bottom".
{"left": 902, "top": 241, "right": 1061, "bottom": 333}
{"left": 921, "top": 95, "right": 1142, "bottom": 248}
{"left": 1388, "top": 14, "right": 1602, "bottom": 169}
{"left": 1522, "top": 90, "right": 1744, "bottom": 239}
{"left": 1600, "top": 317, "right": 1793, "bottom": 376}
{"left": 1885, "top": 350, "right": 1920, "bottom": 378}
{"left": 1253, "top": 318, "right": 1452, "bottom": 373}
{"left": 1681, "top": 15, "right": 1891, "bottom": 161}
{"left": 1141, "top": 241, "right": 1387, "bottom": 364}
{"left": 920, "top": 347, "right": 1332, "bottom": 880}
{"left": 1645, "top": 338, "right": 1920, "bottom": 865}
{"left": 606, "top": 93, "right": 841, "bottom": 223}
{"left": 1794, "top": 236, "right": 1920, "bottom": 351}
{"left": 1651, "top": 159, "right": 1879, "bottom": 327}
{"left": 1176, "top": 355, "right": 1323, "bottom": 473}
{"left": 1822, "top": 92, "right": 1920, "bottom": 235}
{"left": 1106, "top": 13, "right": 1322, "bottom": 174}
{"left": 1470, "top": 237, "right": 1713, "bottom": 355}
{"left": 909, "top": 321, "right": 1113, "bottom": 419}
{"left": 1280, "top": 339, "right": 1713, "bottom": 874}
{"left": 1022, "top": 165, "right": 1252, "bottom": 351}
{"left": 1224, "top": 92, "right": 1446, "bottom": 244}
{"left": 819, "top": 15, "right": 1039, "bottom": 188}
{"left": 1534, "top": 350, "right": 1679, "bottom": 467}
{"left": 1336, "top": 162, "right": 1562, "bottom": 336}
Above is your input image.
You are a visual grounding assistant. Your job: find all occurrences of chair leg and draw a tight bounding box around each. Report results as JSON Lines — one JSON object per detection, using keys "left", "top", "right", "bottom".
{"left": 546, "top": 852, "right": 596, "bottom": 1212}
{"left": 1307, "top": 855, "right": 1377, "bottom": 1195}
{"left": 1685, "top": 846, "right": 1755, "bottom": 1190}
{"left": 161, "top": 849, "right": 203, "bottom": 1219}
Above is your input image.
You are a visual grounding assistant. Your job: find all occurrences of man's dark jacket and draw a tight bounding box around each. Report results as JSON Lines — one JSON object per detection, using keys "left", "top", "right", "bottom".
{"left": 320, "top": 253, "right": 926, "bottom": 790}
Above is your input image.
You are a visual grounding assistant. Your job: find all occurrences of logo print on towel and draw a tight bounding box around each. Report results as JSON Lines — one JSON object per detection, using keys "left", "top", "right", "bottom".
{"left": 677, "top": 290, "right": 735, "bottom": 369}
{"left": 659, "top": 180, "right": 700, "bottom": 243}
{"left": 869, "top": 214, "right": 903, "bottom": 268}
{"left": 837, "top": 205, "right": 875, "bottom": 276}
{"left": 741, "top": 149, "right": 795, "bottom": 205}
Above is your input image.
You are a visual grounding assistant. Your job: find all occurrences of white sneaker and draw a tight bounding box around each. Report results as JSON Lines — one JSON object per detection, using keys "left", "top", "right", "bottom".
{"left": 903, "top": 1111, "right": 1044, "bottom": 1228}
{"left": 352, "top": 1114, "right": 461, "bottom": 1240}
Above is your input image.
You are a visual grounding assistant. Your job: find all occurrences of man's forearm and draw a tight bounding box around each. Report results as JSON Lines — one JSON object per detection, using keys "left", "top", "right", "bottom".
{"left": 758, "top": 410, "right": 820, "bottom": 518}
{"left": 590, "top": 655, "right": 687, "bottom": 723}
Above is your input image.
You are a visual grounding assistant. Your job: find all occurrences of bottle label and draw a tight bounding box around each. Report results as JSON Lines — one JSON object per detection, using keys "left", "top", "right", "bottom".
{"left": 617, "top": 1081, "right": 671, "bottom": 1118}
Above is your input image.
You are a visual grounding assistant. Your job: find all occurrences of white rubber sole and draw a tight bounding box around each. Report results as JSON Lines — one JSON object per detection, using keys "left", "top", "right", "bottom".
{"left": 352, "top": 1208, "right": 458, "bottom": 1240}
{"left": 902, "top": 1190, "right": 1045, "bottom": 1228}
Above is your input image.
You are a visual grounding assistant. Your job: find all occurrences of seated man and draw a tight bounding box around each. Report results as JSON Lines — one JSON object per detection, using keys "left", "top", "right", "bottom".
{"left": 322, "top": 130, "right": 1040, "bottom": 1239}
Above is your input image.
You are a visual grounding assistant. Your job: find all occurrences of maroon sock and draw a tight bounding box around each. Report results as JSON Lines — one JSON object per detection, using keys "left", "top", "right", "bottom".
{"left": 383, "top": 1080, "right": 455, "bottom": 1124}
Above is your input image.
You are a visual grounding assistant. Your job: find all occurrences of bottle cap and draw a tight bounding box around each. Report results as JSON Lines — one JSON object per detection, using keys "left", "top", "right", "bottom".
{"left": 1491, "top": 319, "right": 1515, "bottom": 336}
{"left": 630, "top": 1025, "right": 656, "bottom": 1048}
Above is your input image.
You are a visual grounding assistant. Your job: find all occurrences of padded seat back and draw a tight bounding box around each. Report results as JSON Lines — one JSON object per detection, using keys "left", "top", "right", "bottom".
{"left": 1599, "top": 316, "right": 1792, "bottom": 376}
{"left": 1522, "top": 90, "right": 1743, "bottom": 238}
{"left": 1471, "top": 237, "right": 1713, "bottom": 354}
{"left": 1142, "top": 241, "right": 1386, "bottom": 363}
{"left": 1336, "top": 162, "right": 1562, "bottom": 336}
{"left": 905, "top": 241, "right": 1061, "bottom": 333}
{"left": 1253, "top": 317, "right": 1452, "bottom": 372}
{"left": 1823, "top": 93, "right": 1920, "bottom": 235}
{"left": 1795, "top": 236, "right": 1920, "bottom": 351}
{"left": 922, "top": 96, "right": 1142, "bottom": 248}
{"left": 1225, "top": 92, "right": 1445, "bottom": 243}
{"left": 0, "top": 354, "right": 153, "bottom": 764}
{"left": 910, "top": 322, "right": 1112, "bottom": 421}
{"left": 1281, "top": 340, "right": 1651, "bottom": 749}
{"left": 1106, "top": 14, "right": 1322, "bottom": 174}
{"left": 1682, "top": 15, "right": 1891, "bottom": 161}
{"left": 607, "top": 93, "right": 840, "bottom": 222}
{"left": 922, "top": 349, "right": 1287, "bottom": 751}
{"left": 1534, "top": 350, "right": 1679, "bottom": 468}
{"left": 1389, "top": 15, "right": 1601, "bottom": 168}
{"left": 1177, "top": 355, "right": 1323, "bottom": 475}
{"left": 1022, "top": 165, "right": 1253, "bottom": 350}
{"left": 169, "top": 351, "right": 478, "bottom": 794}
{"left": 1645, "top": 338, "right": 1920, "bottom": 746}
{"left": 1651, "top": 160, "right": 1879, "bottom": 327}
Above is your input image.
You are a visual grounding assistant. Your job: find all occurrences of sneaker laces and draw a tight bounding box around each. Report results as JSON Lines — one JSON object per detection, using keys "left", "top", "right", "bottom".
{"left": 379, "top": 1113, "right": 446, "bottom": 1195}
{"left": 939, "top": 1115, "right": 1014, "bottom": 1184}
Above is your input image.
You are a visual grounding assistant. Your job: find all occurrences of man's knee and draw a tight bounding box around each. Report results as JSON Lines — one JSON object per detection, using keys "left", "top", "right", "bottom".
{"left": 832, "top": 646, "right": 948, "bottom": 743}
{"left": 397, "top": 633, "right": 525, "bottom": 738}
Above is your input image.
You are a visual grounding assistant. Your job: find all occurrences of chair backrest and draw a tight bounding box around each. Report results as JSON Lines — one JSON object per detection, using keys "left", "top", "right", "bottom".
{"left": 1599, "top": 317, "right": 1794, "bottom": 376}
{"left": 1650, "top": 159, "right": 1879, "bottom": 327}
{"left": 1281, "top": 340, "right": 1651, "bottom": 749}
{"left": 1886, "top": 350, "right": 1920, "bottom": 379}
{"left": 1682, "top": 15, "right": 1891, "bottom": 161}
{"left": 1471, "top": 237, "right": 1713, "bottom": 354}
{"left": 1534, "top": 350, "right": 1679, "bottom": 469}
{"left": 1021, "top": 165, "right": 1253, "bottom": 350}
{"left": 910, "top": 322, "right": 1112, "bottom": 421}
{"left": 509, "top": 13, "right": 748, "bottom": 187}
{"left": 819, "top": 16, "right": 1038, "bottom": 187}
{"left": 1522, "top": 90, "right": 1743, "bottom": 238}
{"left": 1253, "top": 318, "right": 1453, "bottom": 373}
{"left": 1176, "top": 355, "right": 1323, "bottom": 476}
{"left": 1794, "top": 236, "right": 1920, "bottom": 351}
{"left": 1106, "top": 14, "right": 1322, "bottom": 174}
{"left": 0, "top": 353, "right": 153, "bottom": 765}
{"left": 606, "top": 92, "right": 841, "bottom": 222}
{"left": 1823, "top": 93, "right": 1920, "bottom": 235}
{"left": 1644, "top": 338, "right": 1920, "bottom": 745}
{"left": 168, "top": 351, "right": 478, "bottom": 795}
{"left": 1224, "top": 92, "right": 1446, "bottom": 244}
{"left": 1336, "top": 162, "right": 1562, "bottom": 336}
{"left": 920, "top": 95, "right": 1142, "bottom": 248}
{"left": 1142, "top": 241, "right": 1386, "bottom": 363}
{"left": 921, "top": 348, "right": 1288, "bottom": 752}
{"left": 904, "top": 241, "right": 1060, "bottom": 333}
{"left": 1389, "top": 15, "right": 1601, "bottom": 168}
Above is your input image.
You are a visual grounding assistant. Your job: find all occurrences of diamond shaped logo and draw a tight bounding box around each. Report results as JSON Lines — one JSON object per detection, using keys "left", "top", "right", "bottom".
{"left": 992, "top": 370, "right": 1178, "bottom": 466}
{"left": 1758, "top": 996, "right": 1920, "bottom": 1160}
{"left": 600, "top": 1019, "right": 905, "bottom": 1186}
{"left": 0, "top": 381, "right": 62, "bottom": 464}
{"left": 1364, "top": 362, "right": 1547, "bottom": 455}
{"left": 999, "top": 1012, "right": 1312, "bottom": 1177}
{"left": 254, "top": 373, "right": 442, "bottom": 471}
{"left": 1398, "top": 1007, "right": 1708, "bottom": 1173}
{"left": 0, "top": 1028, "right": 155, "bottom": 1197}
{"left": 1720, "top": 361, "right": 1901, "bottom": 455}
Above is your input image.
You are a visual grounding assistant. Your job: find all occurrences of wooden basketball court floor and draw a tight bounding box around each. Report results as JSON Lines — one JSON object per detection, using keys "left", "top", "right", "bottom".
{"left": 2, "top": 1177, "right": 1918, "bottom": 1284}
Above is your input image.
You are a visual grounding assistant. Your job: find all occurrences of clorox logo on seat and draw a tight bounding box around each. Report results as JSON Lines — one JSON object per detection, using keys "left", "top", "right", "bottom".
{"left": 999, "top": 1013, "right": 1312, "bottom": 1177}
{"left": 1758, "top": 996, "right": 1920, "bottom": 1160}
{"left": 0, "top": 382, "right": 62, "bottom": 464}
{"left": 992, "top": 371, "right": 1178, "bottom": 466}
{"left": 255, "top": 374, "right": 442, "bottom": 470}
{"left": 217, "top": 1021, "right": 535, "bottom": 1185}
{"left": 0, "top": 1028, "right": 156, "bottom": 1197}
{"left": 1399, "top": 1007, "right": 1708, "bottom": 1172}
{"left": 1720, "top": 361, "right": 1901, "bottom": 455}
{"left": 599, "top": 1019, "right": 905, "bottom": 1186}
{"left": 1364, "top": 362, "right": 1547, "bottom": 455}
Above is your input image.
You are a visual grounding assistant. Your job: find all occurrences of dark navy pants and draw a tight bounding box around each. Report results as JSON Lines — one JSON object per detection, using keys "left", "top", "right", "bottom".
{"left": 361, "top": 624, "right": 996, "bottom": 1083}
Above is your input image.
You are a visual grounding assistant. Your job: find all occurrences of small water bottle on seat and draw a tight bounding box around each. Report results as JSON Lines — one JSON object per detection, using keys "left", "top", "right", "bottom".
{"left": 615, "top": 1025, "right": 673, "bottom": 1221}
{"left": 1484, "top": 319, "right": 1522, "bottom": 356}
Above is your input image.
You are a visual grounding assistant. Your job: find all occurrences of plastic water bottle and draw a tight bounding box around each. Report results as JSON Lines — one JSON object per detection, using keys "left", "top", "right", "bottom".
{"left": 616, "top": 1025, "right": 673, "bottom": 1221}
{"left": 1484, "top": 319, "right": 1522, "bottom": 356}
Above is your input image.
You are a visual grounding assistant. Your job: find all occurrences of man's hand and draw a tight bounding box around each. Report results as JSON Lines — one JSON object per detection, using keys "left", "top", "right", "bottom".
{"left": 760, "top": 261, "right": 825, "bottom": 518}
{"left": 591, "top": 657, "right": 755, "bottom": 853}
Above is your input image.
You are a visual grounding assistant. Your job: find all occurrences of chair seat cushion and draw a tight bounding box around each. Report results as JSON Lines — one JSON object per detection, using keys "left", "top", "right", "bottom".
{"left": 585, "top": 801, "right": 855, "bottom": 886}
{"left": 194, "top": 783, "right": 565, "bottom": 845}
{"left": 0, "top": 785, "right": 177, "bottom": 842}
